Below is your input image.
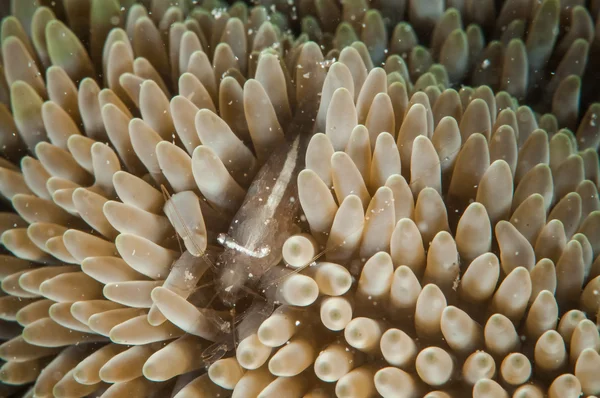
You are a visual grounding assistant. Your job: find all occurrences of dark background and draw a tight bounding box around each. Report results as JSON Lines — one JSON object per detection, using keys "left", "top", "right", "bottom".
{"left": 0, "top": 1, "right": 10, "bottom": 21}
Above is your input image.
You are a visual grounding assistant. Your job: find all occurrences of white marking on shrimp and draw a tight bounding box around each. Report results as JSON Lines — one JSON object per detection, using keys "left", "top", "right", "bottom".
{"left": 217, "top": 233, "right": 271, "bottom": 258}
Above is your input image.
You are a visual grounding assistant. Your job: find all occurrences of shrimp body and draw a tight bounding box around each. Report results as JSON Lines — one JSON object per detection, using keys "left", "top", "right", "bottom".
{"left": 217, "top": 133, "right": 307, "bottom": 303}
{"left": 216, "top": 103, "right": 317, "bottom": 306}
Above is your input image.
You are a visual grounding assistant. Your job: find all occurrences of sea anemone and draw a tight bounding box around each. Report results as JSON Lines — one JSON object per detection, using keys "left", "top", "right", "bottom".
{"left": 0, "top": 0, "right": 599, "bottom": 397}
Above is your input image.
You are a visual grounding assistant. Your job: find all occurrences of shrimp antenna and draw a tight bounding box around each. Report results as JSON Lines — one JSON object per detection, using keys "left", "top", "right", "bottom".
{"left": 231, "top": 307, "right": 238, "bottom": 349}
{"left": 239, "top": 284, "right": 268, "bottom": 301}
{"left": 204, "top": 288, "right": 222, "bottom": 311}
{"left": 161, "top": 185, "right": 219, "bottom": 272}
{"left": 192, "top": 280, "right": 217, "bottom": 294}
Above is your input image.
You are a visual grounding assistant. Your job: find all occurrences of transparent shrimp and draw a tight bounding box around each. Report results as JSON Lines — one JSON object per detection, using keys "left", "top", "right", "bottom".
{"left": 213, "top": 99, "right": 319, "bottom": 304}
{"left": 199, "top": 129, "right": 468, "bottom": 365}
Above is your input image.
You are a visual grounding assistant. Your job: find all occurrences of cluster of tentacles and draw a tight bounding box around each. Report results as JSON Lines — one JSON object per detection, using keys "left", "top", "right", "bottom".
{"left": 0, "top": 0, "right": 599, "bottom": 397}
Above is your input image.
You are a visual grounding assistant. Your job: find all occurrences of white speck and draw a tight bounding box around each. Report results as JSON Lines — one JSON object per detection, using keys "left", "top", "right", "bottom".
{"left": 452, "top": 275, "right": 460, "bottom": 291}
{"left": 184, "top": 270, "right": 194, "bottom": 281}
